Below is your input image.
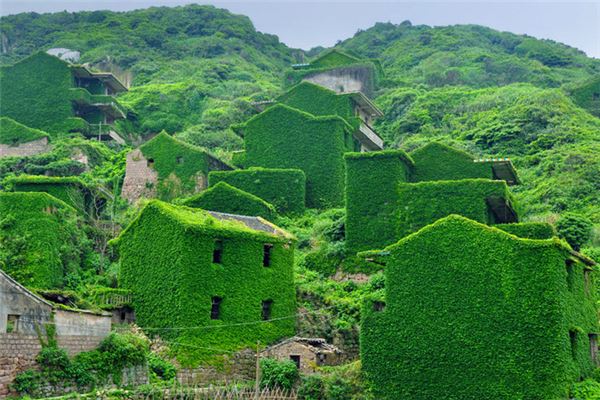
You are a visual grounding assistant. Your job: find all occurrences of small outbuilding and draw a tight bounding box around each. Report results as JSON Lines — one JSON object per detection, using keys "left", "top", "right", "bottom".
{"left": 261, "top": 337, "right": 342, "bottom": 373}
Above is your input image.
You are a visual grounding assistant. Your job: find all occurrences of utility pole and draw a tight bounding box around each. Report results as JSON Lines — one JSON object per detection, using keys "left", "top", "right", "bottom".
{"left": 255, "top": 340, "right": 260, "bottom": 399}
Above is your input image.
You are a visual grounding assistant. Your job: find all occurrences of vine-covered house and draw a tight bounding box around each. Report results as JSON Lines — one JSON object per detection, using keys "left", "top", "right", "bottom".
{"left": 0, "top": 52, "right": 127, "bottom": 141}
{"left": 114, "top": 201, "right": 296, "bottom": 365}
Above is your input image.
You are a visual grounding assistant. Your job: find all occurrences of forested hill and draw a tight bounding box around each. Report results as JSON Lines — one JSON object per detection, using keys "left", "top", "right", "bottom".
{"left": 1, "top": 5, "right": 599, "bottom": 223}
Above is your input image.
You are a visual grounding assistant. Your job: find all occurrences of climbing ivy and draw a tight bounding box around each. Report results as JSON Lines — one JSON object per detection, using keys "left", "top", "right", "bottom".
{"left": 495, "top": 222, "right": 556, "bottom": 239}
{"left": 0, "top": 117, "right": 49, "bottom": 145}
{"left": 4, "top": 175, "right": 88, "bottom": 213}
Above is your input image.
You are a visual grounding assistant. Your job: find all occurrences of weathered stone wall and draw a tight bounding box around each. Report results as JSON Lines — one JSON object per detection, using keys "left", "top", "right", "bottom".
{"left": 0, "top": 137, "right": 50, "bottom": 158}
{"left": 176, "top": 349, "right": 255, "bottom": 385}
{"left": 121, "top": 149, "right": 158, "bottom": 203}
{"left": 262, "top": 342, "right": 320, "bottom": 374}
{"left": 303, "top": 66, "right": 375, "bottom": 98}
{"left": 54, "top": 309, "right": 111, "bottom": 337}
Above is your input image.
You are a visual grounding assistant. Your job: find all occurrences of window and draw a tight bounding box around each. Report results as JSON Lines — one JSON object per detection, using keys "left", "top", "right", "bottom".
{"left": 147, "top": 158, "right": 155, "bottom": 167}
{"left": 566, "top": 259, "right": 575, "bottom": 290}
{"left": 290, "top": 355, "right": 301, "bottom": 369}
{"left": 570, "top": 330, "right": 578, "bottom": 359}
{"left": 317, "top": 353, "right": 327, "bottom": 366}
{"left": 211, "top": 296, "right": 222, "bottom": 320}
{"left": 590, "top": 334, "right": 598, "bottom": 365}
{"left": 593, "top": 93, "right": 600, "bottom": 101}
{"left": 262, "top": 300, "right": 273, "bottom": 321}
{"left": 263, "top": 244, "right": 273, "bottom": 267}
{"left": 373, "top": 301, "right": 386, "bottom": 312}
{"left": 213, "top": 240, "right": 223, "bottom": 264}
{"left": 176, "top": 156, "right": 183, "bottom": 164}
{"left": 6, "top": 314, "right": 19, "bottom": 333}
{"left": 584, "top": 269, "right": 591, "bottom": 295}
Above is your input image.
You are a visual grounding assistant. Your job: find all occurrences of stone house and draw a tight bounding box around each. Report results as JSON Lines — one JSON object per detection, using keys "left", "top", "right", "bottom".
{"left": 1, "top": 117, "right": 51, "bottom": 158}
{"left": 361, "top": 215, "right": 598, "bottom": 399}
{"left": 0, "top": 269, "right": 111, "bottom": 396}
{"left": 261, "top": 337, "right": 342, "bottom": 373}
{"left": 0, "top": 51, "right": 127, "bottom": 141}
{"left": 114, "top": 201, "right": 296, "bottom": 364}
{"left": 121, "top": 132, "right": 232, "bottom": 202}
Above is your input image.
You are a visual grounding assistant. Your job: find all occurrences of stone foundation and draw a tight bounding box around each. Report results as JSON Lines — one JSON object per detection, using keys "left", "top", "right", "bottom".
{"left": 177, "top": 349, "right": 255, "bottom": 385}
{"left": 0, "top": 137, "right": 50, "bottom": 158}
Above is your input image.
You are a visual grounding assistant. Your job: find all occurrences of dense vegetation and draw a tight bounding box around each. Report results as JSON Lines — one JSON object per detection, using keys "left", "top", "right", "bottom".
{"left": 1, "top": 5, "right": 599, "bottom": 398}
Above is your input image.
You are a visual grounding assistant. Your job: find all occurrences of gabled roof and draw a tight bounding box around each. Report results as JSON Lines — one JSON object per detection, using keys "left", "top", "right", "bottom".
{"left": 0, "top": 268, "right": 54, "bottom": 308}
{"left": 263, "top": 336, "right": 342, "bottom": 354}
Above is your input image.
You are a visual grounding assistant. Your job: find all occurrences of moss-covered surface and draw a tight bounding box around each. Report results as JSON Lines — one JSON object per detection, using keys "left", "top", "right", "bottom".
{"left": 495, "top": 221, "right": 556, "bottom": 239}
{"left": 180, "top": 181, "right": 277, "bottom": 221}
{"left": 569, "top": 76, "right": 600, "bottom": 118}
{"left": 139, "top": 131, "right": 232, "bottom": 200}
{"left": 208, "top": 167, "right": 306, "bottom": 214}
{"left": 114, "top": 201, "right": 296, "bottom": 366}
{"left": 409, "top": 142, "right": 493, "bottom": 182}
{"left": 397, "top": 178, "right": 515, "bottom": 238}
{"left": 361, "top": 215, "right": 598, "bottom": 399}
{"left": 241, "top": 104, "right": 352, "bottom": 209}
{"left": 4, "top": 175, "right": 88, "bottom": 213}
{"left": 0, "top": 192, "right": 83, "bottom": 288}
{"left": 0, "top": 117, "right": 49, "bottom": 145}
{"left": 344, "top": 150, "right": 413, "bottom": 253}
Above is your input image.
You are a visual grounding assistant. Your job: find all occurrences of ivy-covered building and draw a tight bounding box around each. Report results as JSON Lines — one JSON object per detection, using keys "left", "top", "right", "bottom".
{"left": 114, "top": 201, "right": 296, "bottom": 365}
{"left": 0, "top": 117, "right": 51, "bottom": 158}
{"left": 0, "top": 51, "right": 127, "bottom": 141}
{"left": 361, "top": 215, "right": 598, "bottom": 399}
{"left": 121, "top": 132, "right": 232, "bottom": 202}
{"left": 345, "top": 142, "right": 520, "bottom": 253}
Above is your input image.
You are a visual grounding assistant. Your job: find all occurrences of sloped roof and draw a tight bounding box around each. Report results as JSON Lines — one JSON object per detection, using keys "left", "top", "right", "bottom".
{"left": 263, "top": 336, "right": 342, "bottom": 354}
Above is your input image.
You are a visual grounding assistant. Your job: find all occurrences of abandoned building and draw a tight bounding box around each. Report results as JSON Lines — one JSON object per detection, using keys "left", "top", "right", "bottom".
{"left": 345, "top": 142, "right": 521, "bottom": 253}
{"left": 121, "top": 131, "right": 233, "bottom": 202}
{"left": 0, "top": 117, "right": 51, "bottom": 158}
{"left": 114, "top": 201, "right": 296, "bottom": 361}
{"left": 0, "top": 51, "right": 127, "bottom": 142}
{"left": 361, "top": 215, "right": 598, "bottom": 399}
{"left": 261, "top": 337, "right": 342, "bottom": 373}
{"left": 0, "top": 268, "right": 112, "bottom": 396}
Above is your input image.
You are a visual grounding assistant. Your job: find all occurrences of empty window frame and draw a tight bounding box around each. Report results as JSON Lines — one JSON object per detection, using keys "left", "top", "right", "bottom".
{"left": 566, "top": 259, "right": 575, "bottom": 290}
{"left": 584, "top": 269, "right": 592, "bottom": 296}
{"left": 176, "top": 156, "right": 183, "bottom": 164}
{"left": 6, "top": 314, "right": 20, "bottom": 333}
{"left": 570, "top": 330, "right": 578, "bottom": 359}
{"left": 147, "top": 158, "right": 155, "bottom": 167}
{"left": 211, "top": 296, "right": 222, "bottom": 320}
{"left": 213, "top": 240, "right": 223, "bottom": 264}
{"left": 373, "top": 301, "right": 386, "bottom": 312}
{"left": 263, "top": 244, "right": 273, "bottom": 267}
{"left": 262, "top": 300, "right": 273, "bottom": 321}
{"left": 590, "top": 334, "right": 598, "bottom": 365}
{"left": 290, "top": 355, "right": 301, "bottom": 369}
{"left": 317, "top": 352, "right": 327, "bottom": 366}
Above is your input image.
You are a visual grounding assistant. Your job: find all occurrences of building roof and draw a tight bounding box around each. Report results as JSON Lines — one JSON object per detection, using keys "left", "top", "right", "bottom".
{"left": 208, "top": 210, "right": 286, "bottom": 236}
{"left": 474, "top": 158, "right": 520, "bottom": 185}
{"left": 263, "top": 336, "right": 342, "bottom": 354}
{"left": 71, "top": 65, "right": 128, "bottom": 93}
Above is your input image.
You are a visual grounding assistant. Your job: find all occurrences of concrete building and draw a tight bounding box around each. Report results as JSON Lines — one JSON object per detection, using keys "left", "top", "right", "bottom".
{"left": 261, "top": 337, "right": 342, "bottom": 373}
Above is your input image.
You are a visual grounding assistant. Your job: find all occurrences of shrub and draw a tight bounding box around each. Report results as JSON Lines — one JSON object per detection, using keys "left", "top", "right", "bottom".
{"left": 11, "top": 370, "right": 42, "bottom": 395}
{"left": 148, "top": 353, "right": 177, "bottom": 382}
{"left": 556, "top": 212, "right": 593, "bottom": 250}
{"left": 297, "top": 374, "right": 325, "bottom": 400}
{"left": 260, "top": 358, "right": 299, "bottom": 390}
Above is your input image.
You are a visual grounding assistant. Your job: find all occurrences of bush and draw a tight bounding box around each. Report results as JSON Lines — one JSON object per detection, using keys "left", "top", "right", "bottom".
{"left": 148, "top": 353, "right": 177, "bottom": 382}
{"left": 571, "top": 379, "right": 600, "bottom": 400}
{"left": 11, "top": 370, "right": 42, "bottom": 395}
{"left": 297, "top": 374, "right": 325, "bottom": 400}
{"left": 556, "top": 212, "right": 593, "bottom": 250}
{"left": 260, "top": 358, "right": 299, "bottom": 390}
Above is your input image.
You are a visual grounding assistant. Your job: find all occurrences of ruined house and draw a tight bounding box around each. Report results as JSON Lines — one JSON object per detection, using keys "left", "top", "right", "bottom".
{"left": 261, "top": 337, "right": 342, "bottom": 373}
{"left": 121, "top": 131, "right": 232, "bottom": 202}
{"left": 0, "top": 51, "right": 127, "bottom": 142}
{"left": 361, "top": 215, "right": 598, "bottom": 399}
{"left": 114, "top": 201, "right": 296, "bottom": 363}
{"left": 0, "top": 117, "right": 51, "bottom": 158}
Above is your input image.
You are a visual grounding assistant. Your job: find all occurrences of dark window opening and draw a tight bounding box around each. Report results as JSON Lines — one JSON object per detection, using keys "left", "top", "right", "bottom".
{"left": 317, "top": 353, "right": 327, "bottom": 366}
{"left": 120, "top": 310, "right": 127, "bottom": 322}
{"left": 147, "top": 158, "right": 155, "bottom": 167}
{"left": 593, "top": 93, "right": 600, "bottom": 101}
{"left": 213, "top": 240, "right": 223, "bottom": 264}
{"left": 373, "top": 301, "right": 386, "bottom": 312}
{"left": 570, "top": 330, "right": 578, "bottom": 359}
{"left": 263, "top": 244, "right": 273, "bottom": 267}
{"left": 211, "top": 296, "right": 222, "bottom": 320}
{"left": 590, "top": 334, "right": 598, "bottom": 365}
{"left": 584, "top": 269, "right": 591, "bottom": 296}
{"left": 262, "top": 300, "right": 273, "bottom": 321}
{"left": 290, "top": 355, "right": 300, "bottom": 369}
{"left": 176, "top": 156, "right": 183, "bottom": 164}
{"left": 6, "top": 314, "right": 19, "bottom": 333}
{"left": 566, "top": 259, "right": 575, "bottom": 290}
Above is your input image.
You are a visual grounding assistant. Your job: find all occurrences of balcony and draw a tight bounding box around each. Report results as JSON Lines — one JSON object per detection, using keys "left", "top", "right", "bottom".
{"left": 354, "top": 122, "right": 383, "bottom": 151}
{"left": 69, "top": 87, "right": 127, "bottom": 119}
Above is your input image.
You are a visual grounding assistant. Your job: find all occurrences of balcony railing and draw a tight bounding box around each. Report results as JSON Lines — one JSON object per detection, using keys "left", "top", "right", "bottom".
{"left": 357, "top": 122, "right": 384, "bottom": 150}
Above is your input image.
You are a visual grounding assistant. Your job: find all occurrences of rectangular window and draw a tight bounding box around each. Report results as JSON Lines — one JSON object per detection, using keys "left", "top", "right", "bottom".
{"left": 373, "top": 301, "right": 386, "bottom": 312}
{"left": 566, "top": 259, "right": 575, "bottom": 290}
{"left": 262, "top": 300, "right": 273, "bottom": 321}
{"left": 176, "top": 156, "right": 183, "bottom": 164}
{"left": 147, "top": 158, "right": 155, "bottom": 167}
{"left": 6, "top": 314, "right": 19, "bottom": 333}
{"left": 213, "top": 240, "right": 223, "bottom": 264}
{"left": 211, "top": 297, "right": 222, "bottom": 320}
{"left": 585, "top": 269, "right": 591, "bottom": 295}
{"left": 290, "top": 355, "right": 301, "bottom": 369}
{"left": 590, "top": 334, "right": 598, "bottom": 365}
{"left": 570, "top": 330, "right": 578, "bottom": 359}
{"left": 263, "top": 244, "right": 273, "bottom": 267}
{"left": 317, "top": 353, "right": 327, "bottom": 366}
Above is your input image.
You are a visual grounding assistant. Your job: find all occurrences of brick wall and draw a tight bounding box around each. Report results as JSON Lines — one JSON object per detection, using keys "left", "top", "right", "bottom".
{"left": 0, "top": 138, "right": 50, "bottom": 158}
{"left": 121, "top": 149, "right": 158, "bottom": 203}
{"left": 177, "top": 349, "right": 256, "bottom": 385}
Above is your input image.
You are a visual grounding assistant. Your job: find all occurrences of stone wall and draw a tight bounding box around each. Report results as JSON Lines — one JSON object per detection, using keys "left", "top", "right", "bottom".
{"left": 0, "top": 333, "right": 107, "bottom": 397}
{"left": 121, "top": 149, "right": 158, "bottom": 203}
{"left": 0, "top": 137, "right": 50, "bottom": 158}
{"left": 177, "top": 349, "right": 256, "bottom": 385}
{"left": 303, "top": 66, "right": 375, "bottom": 98}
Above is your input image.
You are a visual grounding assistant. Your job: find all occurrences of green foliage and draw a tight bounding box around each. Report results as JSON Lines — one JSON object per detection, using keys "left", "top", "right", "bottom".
{"left": 259, "top": 358, "right": 299, "bottom": 390}
{"left": 344, "top": 150, "right": 413, "bottom": 254}
{"left": 495, "top": 222, "right": 556, "bottom": 239}
{"left": 4, "top": 174, "right": 88, "bottom": 212}
{"left": 139, "top": 131, "right": 231, "bottom": 200}
{"left": 568, "top": 76, "right": 600, "bottom": 118}
{"left": 180, "top": 181, "right": 278, "bottom": 221}
{"left": 115, "top": 201, "right": 296, "bottom": 366}
{"left": 147, "top": 353, "right": 177, "bottom": 383}
{"left": 571, "top": 379, "right": 600, "bottom": 400}
{"left": 297, "top": 361, "right": 372, "bottom": 400}
{"left": 361, "top": 215, "right": 598, "bottom": 399}
{"left": 241, "top": 104, "right": 352, "bottom": 208}
{"left": 0, "top": 116, "right": 49, "bottom": 145}
{"left": 556, "top": 212, "right": 594, "bottom": 251}
{"left": 209, "top": 167, "right": 306, "bottom": 214}
{"left": 0, "top": 192, "right": 85, "bottom": 288}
